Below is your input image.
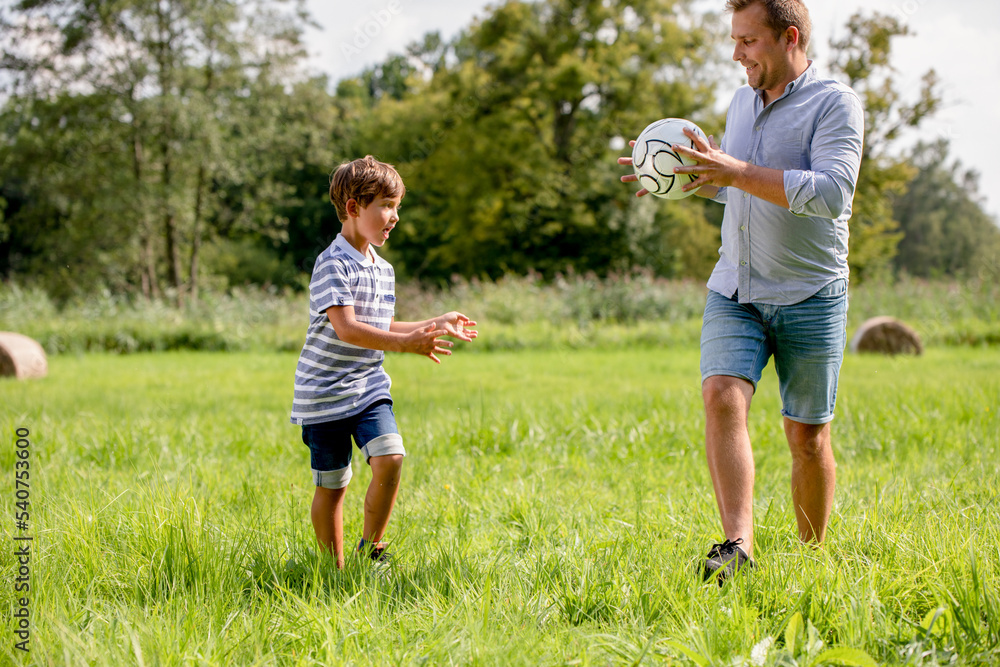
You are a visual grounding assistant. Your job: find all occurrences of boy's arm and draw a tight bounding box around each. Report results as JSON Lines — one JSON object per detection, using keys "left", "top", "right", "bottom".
{"left": 326, "top": 306, "right": 453, "bottom": 363}
{"left": 391, "top": 311, "right": 478, "bottom": 342}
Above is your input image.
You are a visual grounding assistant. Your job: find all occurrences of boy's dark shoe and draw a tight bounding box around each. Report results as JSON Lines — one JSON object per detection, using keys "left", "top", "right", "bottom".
{"left": 357, "top": 538, "right": 392, "bottom": 564}
{"left": 702, "top": 538, "right": 754, "bottom": 585}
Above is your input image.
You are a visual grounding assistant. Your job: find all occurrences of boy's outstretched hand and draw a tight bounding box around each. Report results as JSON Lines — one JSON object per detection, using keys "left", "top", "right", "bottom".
{"left": 407, "top": 324, "right": 453, "bottom": 364}
{"left": 406, "top": 313, "right": 477, "bottom": 363}
{"left": 436, "top": 312, "right": 478, "bottom": 343}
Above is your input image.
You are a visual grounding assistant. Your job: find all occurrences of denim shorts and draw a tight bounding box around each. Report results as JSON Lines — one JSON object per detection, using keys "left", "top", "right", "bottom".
{"left": 301, "top": 400, "right": 406, "bottom": 489}
{"left": 700, "top": 279, "right": 849, "bottom": 424}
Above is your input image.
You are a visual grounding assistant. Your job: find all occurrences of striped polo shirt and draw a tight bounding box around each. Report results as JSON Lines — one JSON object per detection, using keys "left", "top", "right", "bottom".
{"left": 290, "top": 234, "right": 396, "bottom": 425}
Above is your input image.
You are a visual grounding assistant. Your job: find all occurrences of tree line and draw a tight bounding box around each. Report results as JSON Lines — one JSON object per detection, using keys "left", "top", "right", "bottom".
{"left": 1, "top": 0, "right": 997, "bottom": 304}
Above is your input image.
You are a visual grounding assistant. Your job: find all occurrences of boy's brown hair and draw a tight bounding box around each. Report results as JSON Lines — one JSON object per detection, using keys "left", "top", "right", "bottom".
{"left": 726, "top": 0, "right": 811, "bottom": 52}
{"left": 329, "top": 155, "right": 405, "bottom": 222}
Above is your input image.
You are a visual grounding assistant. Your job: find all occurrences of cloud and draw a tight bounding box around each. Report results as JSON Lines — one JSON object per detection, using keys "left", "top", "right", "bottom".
{"left": 304, "top": 0, "right": 491, "bottom": 81}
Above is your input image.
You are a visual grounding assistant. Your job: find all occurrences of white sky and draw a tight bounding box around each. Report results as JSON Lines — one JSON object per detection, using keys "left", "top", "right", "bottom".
{"left": 304, "top": 0, "right": 999, "bottom": 219}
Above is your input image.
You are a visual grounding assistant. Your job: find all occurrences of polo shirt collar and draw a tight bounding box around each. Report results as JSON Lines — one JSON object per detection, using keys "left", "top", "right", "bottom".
{"left": 333, "top": 233, "right": 383, "bottom": 268}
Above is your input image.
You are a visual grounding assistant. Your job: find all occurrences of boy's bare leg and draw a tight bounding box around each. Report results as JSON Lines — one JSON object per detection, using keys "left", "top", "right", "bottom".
{"left": 703, "top": 375, "right": 756, "bottom": 555}
{"left": 363, "top": 454, "right": 403, "bottom": 548}
{"left": 311, "top": 486, "right": 347, "bottom": 568}
{"left": 785, "top": 418, "right": 836, "bottom": 545}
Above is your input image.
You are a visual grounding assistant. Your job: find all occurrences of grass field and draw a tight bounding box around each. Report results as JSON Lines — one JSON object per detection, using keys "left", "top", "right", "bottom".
{"left": 2, "top": 345, "right": 999, "bottom": 665}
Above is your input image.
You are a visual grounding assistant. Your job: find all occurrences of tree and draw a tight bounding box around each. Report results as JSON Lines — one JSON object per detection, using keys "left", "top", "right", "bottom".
{"left": 828, "top": 11, "right": 942, "bottom": 282}
{"left": 0, "top": 0, "right": 317, "bottom": 302}
{"left": 0, "top": 90, "right": 145, "bottom": 301}
{"left": 342, "top": 0, "right": 724, "bottom": 282}
{"left": 893, "top": 140, "right": 1000, "bottom": 279}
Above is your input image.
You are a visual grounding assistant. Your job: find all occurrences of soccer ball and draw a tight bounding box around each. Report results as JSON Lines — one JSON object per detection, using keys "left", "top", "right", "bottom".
{"left": 631, "top": 118, "right": 708, "bottom": 199}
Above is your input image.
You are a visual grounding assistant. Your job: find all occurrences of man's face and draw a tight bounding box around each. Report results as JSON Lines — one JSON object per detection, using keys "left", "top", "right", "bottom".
{"left": 730, "top": 3, "right": 792, "bottom": 95}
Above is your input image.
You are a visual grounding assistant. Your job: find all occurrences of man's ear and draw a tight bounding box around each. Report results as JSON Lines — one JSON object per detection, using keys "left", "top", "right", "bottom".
{"left": 784, "top": 26, "right": 800, "bottom": 52}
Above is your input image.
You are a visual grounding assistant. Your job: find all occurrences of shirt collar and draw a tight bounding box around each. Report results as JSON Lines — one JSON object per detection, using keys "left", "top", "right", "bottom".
{"left": 754, "top": 60, "right": 815, "bottom": 104}
{"left": 333, "top": 233, "right": 383, "bottom": 268}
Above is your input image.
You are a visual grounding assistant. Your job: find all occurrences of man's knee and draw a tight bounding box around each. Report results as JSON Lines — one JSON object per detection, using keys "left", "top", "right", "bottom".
{"left": 703, "top": 375, "right": 754, "bottom": 415}
{"left": 785, "top": 421, "right": 831, "bottom": 462}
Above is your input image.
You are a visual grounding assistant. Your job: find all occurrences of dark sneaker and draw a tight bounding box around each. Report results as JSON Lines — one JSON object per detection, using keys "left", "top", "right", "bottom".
{"left": 702, "top": 538, "right": 754, "bottom": 584}
{"left": 357, "top": 538, "right": 392, "bottom": 563}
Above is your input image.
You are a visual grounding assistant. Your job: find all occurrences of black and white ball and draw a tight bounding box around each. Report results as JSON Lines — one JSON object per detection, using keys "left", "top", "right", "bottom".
{"left": 631, "top": 118, "right": 708, "bottom": 199}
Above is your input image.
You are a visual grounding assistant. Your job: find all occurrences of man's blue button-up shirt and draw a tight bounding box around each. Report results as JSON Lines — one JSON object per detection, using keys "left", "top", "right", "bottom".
{"left": 707, "top": 63, "right": 865, "bottom": 305}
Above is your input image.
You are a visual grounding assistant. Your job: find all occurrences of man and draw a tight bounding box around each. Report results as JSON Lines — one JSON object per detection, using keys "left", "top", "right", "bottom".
{"left": 620, "top": 0, "right": 864, "bottom": 583}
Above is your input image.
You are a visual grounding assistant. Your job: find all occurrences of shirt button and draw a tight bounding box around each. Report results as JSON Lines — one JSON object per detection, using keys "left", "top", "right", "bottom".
{"left": 743, "top": 193, "right": 748, "bottom": 198}
{"left": 755, "top": 126, "right": 761, "bottom": 131}
{"left": 740, "top": 225, "right": 746, "bottom": 231}
{"left": 741, "top": 261, "right": 747, "bottom": 266}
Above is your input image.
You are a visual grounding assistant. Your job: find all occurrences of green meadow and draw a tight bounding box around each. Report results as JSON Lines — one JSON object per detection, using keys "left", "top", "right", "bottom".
{"left": 1, "top": 343, "right": 998, "bottom": 665}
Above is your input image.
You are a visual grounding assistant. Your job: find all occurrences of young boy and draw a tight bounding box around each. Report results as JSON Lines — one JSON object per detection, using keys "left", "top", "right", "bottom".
{"left": 291, "top": 155, "right": 476, "bottom": 568}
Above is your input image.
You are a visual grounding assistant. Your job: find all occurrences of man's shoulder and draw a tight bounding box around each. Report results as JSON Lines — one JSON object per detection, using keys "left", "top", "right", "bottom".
{"left": 807, "top": 70, "right": 862, "bottom": 104}
{"left": 820, "top": 78, "right": 859, "bottom": 101}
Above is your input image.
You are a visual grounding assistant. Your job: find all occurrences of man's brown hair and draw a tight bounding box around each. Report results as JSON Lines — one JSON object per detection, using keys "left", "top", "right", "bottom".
{"left": 329, "top": 155, "right": 405, "bottom": 222}
{"left": 726, "top": 0, "right": 811, "bottom": 52}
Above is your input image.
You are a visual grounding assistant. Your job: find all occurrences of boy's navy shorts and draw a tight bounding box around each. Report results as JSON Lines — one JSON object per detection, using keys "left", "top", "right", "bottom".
{"left": 301, "top": 400, "right": 405, "bottom": 489}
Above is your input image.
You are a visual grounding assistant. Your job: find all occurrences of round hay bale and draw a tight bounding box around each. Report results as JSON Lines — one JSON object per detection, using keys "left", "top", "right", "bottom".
{"left": 0, "top": 332, "right": 48, "bottom": 379}
{"left": 849, "top": 316, "right": 923, "bottom": 356}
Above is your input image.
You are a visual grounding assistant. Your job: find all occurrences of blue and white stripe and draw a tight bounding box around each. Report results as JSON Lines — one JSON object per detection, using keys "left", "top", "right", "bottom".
{"left": 291, "top": 235, "right": 396, "bottom": 425}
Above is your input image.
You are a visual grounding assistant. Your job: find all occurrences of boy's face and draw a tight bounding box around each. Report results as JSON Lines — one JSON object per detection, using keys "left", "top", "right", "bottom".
{"left": 346, "top": 194, "right": 401, "bottom": 249}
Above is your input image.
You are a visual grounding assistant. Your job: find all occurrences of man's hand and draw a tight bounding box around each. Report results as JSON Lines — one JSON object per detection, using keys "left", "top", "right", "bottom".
{"left": 675, "top": 128, "right": 788, "bottom": 207}
{"left": 619, "top": 134, "right": 721, "bottom": 199}
{"left": 617, "top": 140, "right": 651, "bottom": 197}
{"left": 672, "top": 128, "right": 740, "bottom": 194}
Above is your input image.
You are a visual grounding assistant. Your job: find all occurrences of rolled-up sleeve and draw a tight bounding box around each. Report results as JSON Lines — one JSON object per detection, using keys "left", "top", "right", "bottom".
{"left": 784, "top": 91, "right": 865, "bottom": 219}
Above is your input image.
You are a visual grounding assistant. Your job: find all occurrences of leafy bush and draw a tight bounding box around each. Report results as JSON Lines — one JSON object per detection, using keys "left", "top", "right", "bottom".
{"left": 2, "top": 275, "right": 997, "bottom": 355}
{"left": 201, "top": 238, "right": 304, "bottom": 291}
{"left": 0, "top": 285, "right": 304, "bottom": 354}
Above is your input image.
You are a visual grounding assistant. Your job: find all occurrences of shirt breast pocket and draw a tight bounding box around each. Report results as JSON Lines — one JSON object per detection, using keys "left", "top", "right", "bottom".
{"left": 763, "top": 130, "right": 805, "bottom": 170}
{"left": 380, "top": 293, "right": 396, "bottom": 316}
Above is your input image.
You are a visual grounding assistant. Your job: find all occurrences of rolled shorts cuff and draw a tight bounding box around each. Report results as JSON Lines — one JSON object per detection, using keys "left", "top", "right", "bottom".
{"left": 361, "top": 433, "right": 405, "bottom": 462}
{"left": 313, "top": 465, "right": 353, "bottom": 489}
{"left": 780, "top": 409, "right": 835, "bottom": 426}
{"left": 701, "top": 370, "right": 758, "bottom": 391}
